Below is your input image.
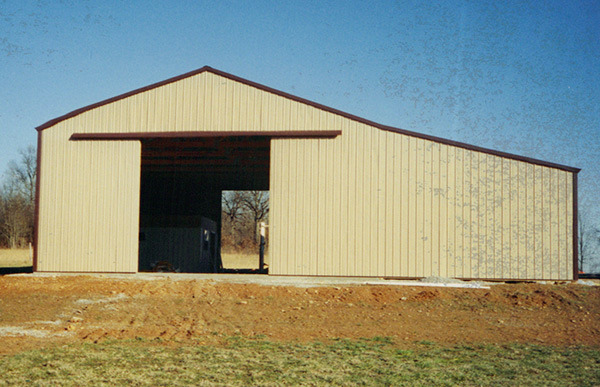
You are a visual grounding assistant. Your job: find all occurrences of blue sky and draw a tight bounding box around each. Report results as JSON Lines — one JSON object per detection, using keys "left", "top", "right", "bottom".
{"left": 1, "top": 1, "right": 599, "bottom": 223}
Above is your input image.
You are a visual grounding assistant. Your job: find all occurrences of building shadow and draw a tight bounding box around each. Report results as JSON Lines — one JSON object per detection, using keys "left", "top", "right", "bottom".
{"left": 0, "top": 266, "right": 33, "bottom": 275}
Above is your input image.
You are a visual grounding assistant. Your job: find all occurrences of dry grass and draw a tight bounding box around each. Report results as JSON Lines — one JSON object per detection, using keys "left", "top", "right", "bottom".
{"left": 221, "top": 253, "right": 269, "bottom": 269}
{"left": 0, "top": 248, "right": 31, "bottom": 268}
{"left": 0, "top": 250, "right": 263, "bottom": 270}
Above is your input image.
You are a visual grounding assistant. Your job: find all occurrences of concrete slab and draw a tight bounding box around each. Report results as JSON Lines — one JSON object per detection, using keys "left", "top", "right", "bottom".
{"left": 25, "top": 272, "right": 492, "bottom": 289}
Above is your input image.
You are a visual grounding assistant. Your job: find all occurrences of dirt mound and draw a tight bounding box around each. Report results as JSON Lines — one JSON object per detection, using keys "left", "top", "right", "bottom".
{"left": 0, "top": 276, "right": 598, "bottom": 355}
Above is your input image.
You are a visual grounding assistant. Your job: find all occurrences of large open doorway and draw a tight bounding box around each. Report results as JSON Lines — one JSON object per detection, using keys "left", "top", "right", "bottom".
{"left": 138, "top": 136, "right": 270, "bottom": 273}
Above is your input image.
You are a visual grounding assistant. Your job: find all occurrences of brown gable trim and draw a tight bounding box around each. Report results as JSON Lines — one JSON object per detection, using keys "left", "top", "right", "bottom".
{"left": 70, "top": 131, "right": 342, "bottom": 140}
{"left": 36, "top": 66, "right": 215, "bottom": 132}
{"left": 39, "top": 65, "right": 580, "bottom": 173}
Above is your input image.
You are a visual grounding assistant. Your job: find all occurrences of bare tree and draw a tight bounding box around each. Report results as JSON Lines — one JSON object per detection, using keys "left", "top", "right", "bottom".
{"left": 0, "top": 145, "right": 36, "bottom": 247}
{"left": 579, "top": 211, "right": 600, "bottom": 273}
{"left": 6, "top": 145, "right": 36, "bottom": 208}
{"left": 241, "top": 191, "right": 269, "bottom": 242}
{"left": 221, "top": 191, "right": 245, "bottom": 248}
{"left": 222, "top": 191, "right": 245, "bottom": 224}
{"left": 0, "top": 190, "right": 29, "bottom": 248}
{"left": 220, "top": 190, "right": 269, "bottom": 252}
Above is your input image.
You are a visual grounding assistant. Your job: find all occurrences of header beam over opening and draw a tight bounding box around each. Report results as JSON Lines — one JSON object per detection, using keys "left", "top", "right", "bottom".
{"left": 70, "top": 131, "right": 342, "bottom": 141}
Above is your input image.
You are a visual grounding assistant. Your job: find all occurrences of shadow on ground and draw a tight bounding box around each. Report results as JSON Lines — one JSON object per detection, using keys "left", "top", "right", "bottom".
{"left": 0, "top": 266, "right": 33, "bottom": 275}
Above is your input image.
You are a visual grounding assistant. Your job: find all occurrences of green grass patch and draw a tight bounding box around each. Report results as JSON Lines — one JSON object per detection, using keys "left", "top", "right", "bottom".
{"left": 1, "top": 338, "right": 599, "bottom": 386}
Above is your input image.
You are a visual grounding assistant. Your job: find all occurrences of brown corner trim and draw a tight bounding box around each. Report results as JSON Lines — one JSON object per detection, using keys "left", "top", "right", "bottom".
{"left": 70, "top": 131, "right": 342, "bottom": 140}
{"left": 39, "top": 65, "right": 579, "bottom": 173}
{"left": 573, "top": 173, "right": 579, "bottom": 281}
{"left": 33, "top": 131, "right": 42, "bottom": 272}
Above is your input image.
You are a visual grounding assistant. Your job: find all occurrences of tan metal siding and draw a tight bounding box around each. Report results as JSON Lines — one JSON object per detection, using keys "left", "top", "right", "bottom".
{"left": 557, "top": 171, "right": 567, "bottom": 279}
{"left": 270, "top": 121, "right": 575, "bottom": 280}
{"left": 37, "top": 128, "right": 140, "bottom": 272}
{"left": 64, "top": 72, "right": 338, "bottom": 135}
{"left": 37, "top": 70, "right": 341, "bottom": 273}
{"left": 38, "top": 68, "right": 575, "bottom": 279}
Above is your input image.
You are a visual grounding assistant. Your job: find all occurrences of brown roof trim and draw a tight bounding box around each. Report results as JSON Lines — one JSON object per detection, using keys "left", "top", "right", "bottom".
{"left": 37, "top": 66, "right": 215, "bottom": 132}
{"left": 378, "top": 126, "right": 581, "bottom": 173}
{"left": 39, "top": 65, "right": 580, "bottom": 173}
{"left": 70, "top": 131, "right": 342, "bottom": 140}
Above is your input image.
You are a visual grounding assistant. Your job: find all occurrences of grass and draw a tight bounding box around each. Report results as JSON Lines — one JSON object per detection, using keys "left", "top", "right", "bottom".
{"left": 1, "top": 338, "right": 599, "bottom": 386}
{"left": 221, "top": 252, "right": 269, "bottom": 269}
{"left": 0, "top": 249, "right": 259, "bottom": 270}
{"left": 0, "top": 248, "right": 31, "bottom": 268}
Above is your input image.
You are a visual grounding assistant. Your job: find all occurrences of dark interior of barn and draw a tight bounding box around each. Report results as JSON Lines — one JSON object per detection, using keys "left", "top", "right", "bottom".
{"left": 138, "top": 136, "right": 270, "bottom": 273}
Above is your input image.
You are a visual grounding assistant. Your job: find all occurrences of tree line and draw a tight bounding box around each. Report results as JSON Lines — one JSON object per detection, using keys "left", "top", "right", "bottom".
{"left": 579, "top": 213, "right": 600, "bottom": 273}
{"left": 0, "top": 145, "right": 36, "bottom": 248}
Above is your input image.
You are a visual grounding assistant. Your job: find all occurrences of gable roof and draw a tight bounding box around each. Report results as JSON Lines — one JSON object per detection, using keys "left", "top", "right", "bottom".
{"left": 36, "top": 66, "right": 579, "bottom": 173}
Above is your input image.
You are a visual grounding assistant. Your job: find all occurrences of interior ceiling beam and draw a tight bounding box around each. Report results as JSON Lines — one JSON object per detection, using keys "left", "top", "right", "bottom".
{"left": 138, "top": 135, "right": 271, "bottom": 190}
{"left": 141, "top": 159, "right": 270, "bottom": 166}
{"left": 141, "top": 162, "right": 269, "bottom": 169}
{"left": 143, "top": 145, "right": 270, "bottom": 150}
{"left": 140, "top": 136, "right": 270, "bottom": 169}
{"left": 142, "top": 167, "right": 268, "bottom": 174}
{"left": 140, "top": 168, "right": 270, "bottom": 188}
{"left": 142, "top": 150, "right": 270, "bottom": 158}
{"left": 143, "top": 139, "right": 270, "bottom": 149}
{"left": 141, "top": 164, "right": 269, "bottom": 170}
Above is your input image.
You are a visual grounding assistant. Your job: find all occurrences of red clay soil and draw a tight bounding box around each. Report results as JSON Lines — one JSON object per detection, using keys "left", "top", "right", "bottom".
{"left": 0, "top": 275, "right": 598, "bottom": 355}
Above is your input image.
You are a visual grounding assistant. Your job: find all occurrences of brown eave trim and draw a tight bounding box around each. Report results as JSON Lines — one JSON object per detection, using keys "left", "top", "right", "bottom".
{"left": 573, "top": 173, "right": 579, "bottom": 281}
{"left": 70, "top": 131, "right": 342, "bottom": 140}
{"left": 39, "top": 65, "right": 580, "bottom": 173}
{"left": 33, "top": 131, "right": 42, "bottom": 272}
{"left": 209, "top": 68, "right": 579, "bottom": 172}
{"left": 379, "top": 126, "right": 580, "bottom": 173}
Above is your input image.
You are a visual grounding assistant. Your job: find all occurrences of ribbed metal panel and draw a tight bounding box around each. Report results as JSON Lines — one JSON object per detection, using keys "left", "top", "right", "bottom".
{"left": 270, "top": 122, "right": 575, "bottom": 280}
{"left": 37, "top": 69, "right": 575, "bottom": 278}
{"left": 37, "top": 70, "right": 338, "bottom": 272}
{"left": 37, "top": 129, "right": 140, "bottom": 272}
{"left": 61, "top": 72, "right": 337, "bottom": 134}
